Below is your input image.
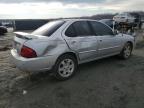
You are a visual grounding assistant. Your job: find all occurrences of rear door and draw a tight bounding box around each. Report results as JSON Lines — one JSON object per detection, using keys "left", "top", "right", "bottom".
{"left": 89, "top": 21, "right": 122, "bottom": 57}
{"left": 63, "top": 21, "right": 98, "bottom": 62}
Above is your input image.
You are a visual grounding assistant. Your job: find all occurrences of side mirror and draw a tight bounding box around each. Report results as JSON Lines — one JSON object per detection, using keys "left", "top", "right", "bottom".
{"left": 112, "top": 21, "right": 118, "bottom": 35}
{"left": 113, "top": 30, "right": 119, "bottom": 35}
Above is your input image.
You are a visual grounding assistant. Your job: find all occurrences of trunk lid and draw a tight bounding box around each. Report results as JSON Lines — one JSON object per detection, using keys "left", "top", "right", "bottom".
{"left": 13, "top": 32, "right": 37, "bottom": 54}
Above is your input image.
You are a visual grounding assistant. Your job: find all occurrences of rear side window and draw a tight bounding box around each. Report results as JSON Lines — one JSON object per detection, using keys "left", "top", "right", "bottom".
{"left": 65, "top": 25, "right": 76, "bottom": 37}
{"left": 89, "top": 21, "right": 114, "bottom": 36}
{"left": 65, "top": 21, "right": 93, "bottom": 37}
{"left": 32, "top": 20, "right": 65, "bottom": 36}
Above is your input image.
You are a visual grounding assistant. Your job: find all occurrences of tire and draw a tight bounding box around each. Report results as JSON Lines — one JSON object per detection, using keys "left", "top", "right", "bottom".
{"left": 52, "top": 54, "right": 77, "bottom": 80}
{"left": 119, "top": 42, "right": 133, "bottom": 59}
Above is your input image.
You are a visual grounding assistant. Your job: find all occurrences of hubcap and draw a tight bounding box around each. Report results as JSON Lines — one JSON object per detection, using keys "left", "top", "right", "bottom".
{"left": 58, "top": 59, "right": 74, "bottom": 77}
{"left": 124, "top": 44, "right": 131, "bottom": 58}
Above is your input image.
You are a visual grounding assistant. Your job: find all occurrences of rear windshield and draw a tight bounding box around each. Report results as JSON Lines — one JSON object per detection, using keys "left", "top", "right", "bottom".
{"left": 31, "top": 20, "right": 65, "bottom": 36}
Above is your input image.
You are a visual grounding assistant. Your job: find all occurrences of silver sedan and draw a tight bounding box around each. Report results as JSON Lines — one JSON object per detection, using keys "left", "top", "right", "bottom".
{"left": 11, "top": 19, "right": 135, "bottom": 80}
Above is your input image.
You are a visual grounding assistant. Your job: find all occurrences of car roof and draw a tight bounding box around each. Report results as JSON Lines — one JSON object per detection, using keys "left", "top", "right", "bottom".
{"left": 99, "top": 19, "right": 113, "bottom": 21}
{"left": 60, "top": 18, "right": 98, "bottom": 22}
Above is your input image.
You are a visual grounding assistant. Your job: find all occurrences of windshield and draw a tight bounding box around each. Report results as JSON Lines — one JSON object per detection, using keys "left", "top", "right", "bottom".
{"left": 31, "top": 20, "right": 65, "bottom": 36}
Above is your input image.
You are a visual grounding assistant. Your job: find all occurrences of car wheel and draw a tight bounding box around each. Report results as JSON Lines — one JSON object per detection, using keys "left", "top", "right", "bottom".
{"left": 53, "top": 54, "right": 77, "bottom": 80}
{"left": 119, "top": 42, "right": 132, "bottom": 59}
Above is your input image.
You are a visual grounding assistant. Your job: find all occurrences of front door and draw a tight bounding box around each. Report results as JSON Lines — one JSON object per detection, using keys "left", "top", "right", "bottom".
{"left": 97, "top": 35, "right": 122, "bottom": 56}
{"left": 89, "top": 21, "right": 122, "bottom": 57}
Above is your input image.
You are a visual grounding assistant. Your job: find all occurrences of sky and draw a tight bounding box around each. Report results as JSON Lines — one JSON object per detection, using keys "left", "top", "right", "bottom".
{"left": 0, "top": 0, "right": 144, "bottom": 19}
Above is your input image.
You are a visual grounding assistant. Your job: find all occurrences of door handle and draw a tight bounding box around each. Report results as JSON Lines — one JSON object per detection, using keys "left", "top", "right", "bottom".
{"left": 71, "top": 41, "right": 76, "bottom": 44}
{"left": 99, "top": 40, "right": 102, "bottom": 42}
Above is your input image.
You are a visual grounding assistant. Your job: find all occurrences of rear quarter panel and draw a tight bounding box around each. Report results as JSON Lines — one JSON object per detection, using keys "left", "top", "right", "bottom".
{"left": 24, "top": 37, "right": 69, "bottom": 57}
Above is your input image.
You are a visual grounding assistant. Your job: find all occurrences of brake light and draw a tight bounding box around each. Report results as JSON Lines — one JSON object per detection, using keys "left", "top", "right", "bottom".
{"left": 20, "top": 45, "right": 37, "bottom": 58}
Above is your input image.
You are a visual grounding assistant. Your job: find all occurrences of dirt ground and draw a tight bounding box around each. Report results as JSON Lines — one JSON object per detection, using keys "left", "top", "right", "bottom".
{"left": 0, "top": 30, "right": 144, "bottom": 108}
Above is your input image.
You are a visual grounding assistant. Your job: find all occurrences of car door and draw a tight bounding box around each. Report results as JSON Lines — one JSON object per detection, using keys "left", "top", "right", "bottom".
{"left": 89, "top": 21, "right": 122, "bottom": 57}
{"left": 63, "top": 21, "right": 98, "bottom": 62}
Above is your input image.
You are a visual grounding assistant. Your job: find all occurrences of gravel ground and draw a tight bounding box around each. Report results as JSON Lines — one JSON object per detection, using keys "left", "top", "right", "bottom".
{"left": 0, "top": 30, "right": 144, "bottom": 108}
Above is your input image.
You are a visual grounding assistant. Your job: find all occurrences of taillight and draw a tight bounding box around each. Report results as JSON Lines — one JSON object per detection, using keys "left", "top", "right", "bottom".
{"left": 20, "top": 45, "right": 37, "bottom": 58}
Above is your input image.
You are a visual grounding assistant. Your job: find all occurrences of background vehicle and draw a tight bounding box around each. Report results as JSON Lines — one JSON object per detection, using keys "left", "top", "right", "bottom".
{"left": 11, "top": 19, "right": 135, "bottom": 80}
{"left": 130, "top": 12, "right": 142, "bottom": 29}
{"left": 113, "top": 12, "right": 143, "bottom": 34}
{"left": 113, "top": 12, "right": 135, "bottom": 24}
{"left": 0, "top": 26, "right": 7, "bottom": 35}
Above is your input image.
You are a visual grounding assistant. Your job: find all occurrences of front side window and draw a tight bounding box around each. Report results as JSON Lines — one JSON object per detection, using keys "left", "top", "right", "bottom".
{"left": 32, "top": 20, "right": 65, "bottom": 36}
{"left": 89, "top": 21, "right": 114, "bottom": 36}
{"left": 65, "top": 21, "right": 93, "bottom": 37}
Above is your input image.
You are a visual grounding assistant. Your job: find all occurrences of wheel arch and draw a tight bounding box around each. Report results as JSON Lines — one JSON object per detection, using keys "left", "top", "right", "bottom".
{"left": 127, "top": 41, "right": 133, "bottom": 49}
{"left": 56, "top": 52, "right": 79, "bottom": 64}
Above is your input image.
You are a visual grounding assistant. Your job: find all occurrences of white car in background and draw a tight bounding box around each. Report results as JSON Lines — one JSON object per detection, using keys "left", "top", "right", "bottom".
{"left": 113, "top": 13, "right": 135, "bottom": 24}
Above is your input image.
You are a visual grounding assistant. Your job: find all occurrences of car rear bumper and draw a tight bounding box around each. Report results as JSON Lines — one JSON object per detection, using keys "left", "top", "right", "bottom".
{"left": 10, "top": 49, "right": 57, "bottom": 73}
